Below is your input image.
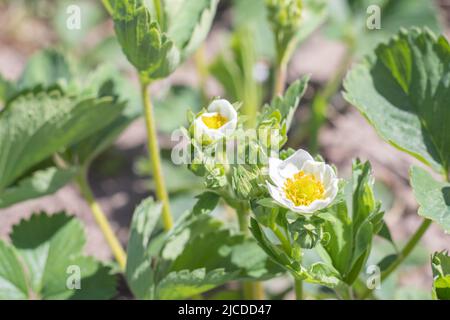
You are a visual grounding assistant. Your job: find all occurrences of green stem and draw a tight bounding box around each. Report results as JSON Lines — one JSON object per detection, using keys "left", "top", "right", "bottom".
{"left": 272, "top": 225, "right": 291, "bottom": 255}
{"left": 76, "top": 169, "right": 127, "bottom": 271}
{"left": 101, "top": 0, "right": 113, "bottom": 15}
{"left": 237, "top": 204, "right": 265, "bottom": 300}
{"left": 294, "top": 278, "right": 303, "bottom": 300}
{"left": 140, "top": 80, "right": 173, "bottom": 231}
{"left": 194, "top": 45, "right": 209, "bottom": 106}
{"left": 273, "top": 62, "right": 287, "bottom": 97}
{"left": 308, "top": 44, "right": 354, "bottom": 154}
{"left": 360, "top": 218, "right": 432, "bottom": 299}
{"left": 153, "top": 0, "right": 165, "bottom": 30}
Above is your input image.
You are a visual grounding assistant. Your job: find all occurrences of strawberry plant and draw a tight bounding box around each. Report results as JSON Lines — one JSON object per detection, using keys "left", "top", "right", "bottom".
{"left": 0, "top": 0, "right": 449, "bottom": 301}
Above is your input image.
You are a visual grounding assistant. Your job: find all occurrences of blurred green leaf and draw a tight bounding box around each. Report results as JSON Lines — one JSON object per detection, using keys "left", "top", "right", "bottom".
{"left": 9, "top": 212, "right": 116, "bottom": 299}
{"left": 410, "top": 166, "right": 450, "bottom": 233}
{"left": 327, "top": 0, "right": 441, "bottom": 57}
{"left": 0, "top": 167, "right": 77, "bottom": 209}
{"left": 18, "top": 49, "right": 73, "bottom": 91}
{"left": 53, "top": 0, "right": 104, "bottom": 47}
{"left": 344, "top": 29, "right": 450, "bottom": 175}
{"left": 0, "top": 87, "right": 123, "bottom": 191}
{"left": 432, "top": 251, "right": 450, "bottom": 300}
{"left": 154, "top": 86, "right": 202, "bottom": 133}
{"left": 0, "top": 240, "right": 28, "bottom": 299}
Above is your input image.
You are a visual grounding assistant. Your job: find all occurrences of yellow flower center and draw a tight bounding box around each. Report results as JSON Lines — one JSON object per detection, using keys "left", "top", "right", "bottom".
{"left": 202, "top": 113, "right": 228, "bottom": 129}
{"left": 283, "top": 170, "right": 325, "bottom": 206}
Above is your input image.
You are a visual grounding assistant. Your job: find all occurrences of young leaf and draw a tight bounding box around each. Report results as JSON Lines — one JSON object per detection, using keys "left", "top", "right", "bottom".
{"left": 410, "top": 166, "right": 450, "bottom": 233}
{"left": 431, "top": 251, "right": 450, "bottom": 300}
{"left": 10, "top": 212, "right": 116, "bottom": 299}
{"left": 0, "top": 240, "right": 28, "bottom": 299}
{"left": 113, "top": 0, "right": 180, "bottom": 81}
{"left": 344, "top": 29, "right": 450, "bottom": 175}
{"left": 0, "top": 167, "right": 77, "bottom": 209}
{"left": 259, "top": 76, "right": 309, "bottom": 130}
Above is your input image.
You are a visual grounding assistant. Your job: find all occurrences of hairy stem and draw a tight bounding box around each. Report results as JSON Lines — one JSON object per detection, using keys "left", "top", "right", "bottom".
{"left": 76, "top": 170, "right": 127, "bottom": 271}
{"left": 140, "top": 80, "right": 173, "bottom": 231}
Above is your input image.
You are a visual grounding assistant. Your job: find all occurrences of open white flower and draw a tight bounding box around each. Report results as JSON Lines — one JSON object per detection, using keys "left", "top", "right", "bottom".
{"left": 194, "top": 99, "right": 237, "bottom": 140}
{"left": 267, "top": 149, "right": 338, "bottom": 214}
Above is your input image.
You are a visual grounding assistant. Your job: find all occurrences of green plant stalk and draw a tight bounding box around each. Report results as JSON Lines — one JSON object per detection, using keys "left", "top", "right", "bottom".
{"left": 273, "top": 62, "right": 287, "bottom": 97}
{"left": 140, "top": 80, "right": 174, "bottom": 231}
{"left": 76, "top": 170, "right": 127, "bottom": 271}
{"left": 153, "top": 0, "right": 166, "bottom": 30}
{"left": 194, "top": 45, "right": 209, "bottom": 106}
{"left": 101, "top": 0, "right": 113, "bottom": 15}
{"left": 308, "top": 45, "right": 354, "bottom": 154}
{"left": 360, "top": 218, "right": 432, "bottom": 299}
{"left": 237, "top": 204, "right": 265, "bottom": 300}
{"left": 294, "top": 278, "right": 303, "bottom": 300}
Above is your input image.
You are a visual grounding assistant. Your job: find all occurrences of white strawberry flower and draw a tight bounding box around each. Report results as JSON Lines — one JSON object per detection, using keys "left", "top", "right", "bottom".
{"left": 194, "top": 99, "right": 238, "bottom": 140}
{"left": 267, "top": 149, "right": 338, "bottom": 214}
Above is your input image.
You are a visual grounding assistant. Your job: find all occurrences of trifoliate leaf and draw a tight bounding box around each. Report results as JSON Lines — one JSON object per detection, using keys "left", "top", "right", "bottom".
{"left": 344, "top": 29, "right": 450, "bottom": 175}
{"left": 410, "top": 166, "right": 450, "bottom": 233}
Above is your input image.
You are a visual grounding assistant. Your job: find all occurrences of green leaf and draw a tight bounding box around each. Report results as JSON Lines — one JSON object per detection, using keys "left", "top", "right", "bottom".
{"left": 259, "top": 76, "right": 309, "bottom": 130}
{"left": 125, "top": 198, "right": 162, "bottom": 299}
{"left": 18, "top": 49, "right": 73, "bottom": 90}
{"left": 0, "top": 87, "right": 124, "bottom": 190}
{"left": 126, "top": 196, "right": 280, "bottom": 299}
{"left": 0, "top": 73, "right": 15, "bottom": 104}
{"left": 156, "top": 268, "right": 235, "bottom": 300}
{"left": 164, "top": 0, "right": 219, "bottom": 59}
{"left": 410, "top": 166, "right": 450, "bottom": 233}
{"left": 10, "top": 212, "right": 116, "bottom": 299}
{"left": 431, "top": 251, "right": 450, "bottom": 300}
{"left": 0, "top": 240, "right": 28, "bottom": 299}
{"left": 0, "top": 167, "right": 77, "bottom": 209}
{"left": 327, "top": 0, "right": 441, "bottom": 57}
{"left": 317, "top": 160, "right": 382, "bottom": 285}
{"left": 344, "top": 29, "right": 450, "bottom": 174}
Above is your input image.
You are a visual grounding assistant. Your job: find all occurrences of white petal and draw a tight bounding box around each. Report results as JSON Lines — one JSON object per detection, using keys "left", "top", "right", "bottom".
{"left": 208, "top": 99, "right": 237, "bottom": 121}
{"left": 280, "top": 149, "right": 314, "bottom": 175}
{"left": 268, "top": 157, "right": 284, "bottom": 187}
{"left": 267, "top": 182, "right": 292, "bottom": 209}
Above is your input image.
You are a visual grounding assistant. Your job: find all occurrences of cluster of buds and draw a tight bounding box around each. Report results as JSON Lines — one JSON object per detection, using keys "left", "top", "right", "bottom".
{"left": 266, "top": 0, "right": 303, "bottom": 61}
